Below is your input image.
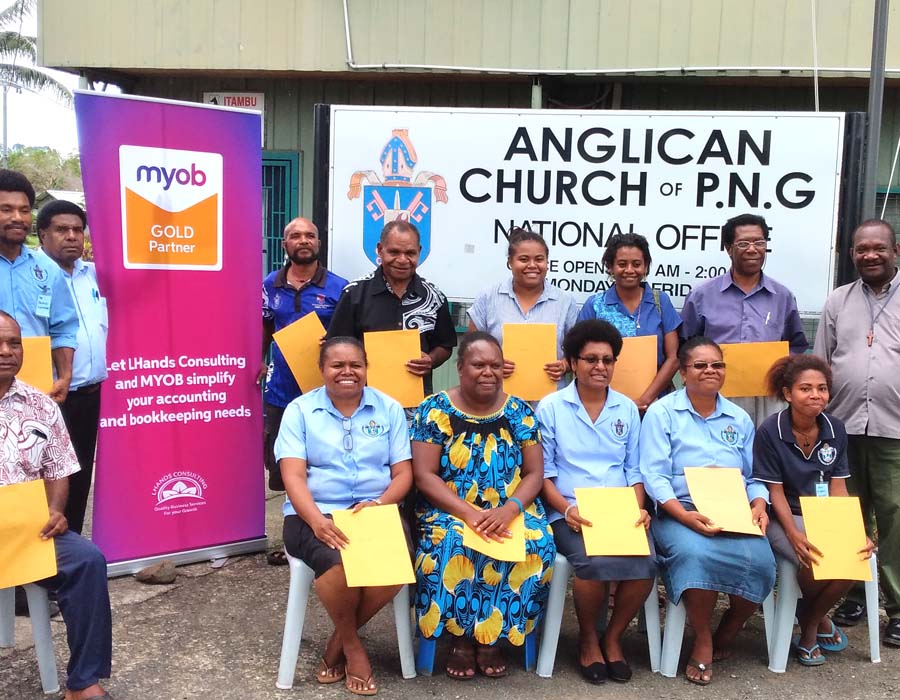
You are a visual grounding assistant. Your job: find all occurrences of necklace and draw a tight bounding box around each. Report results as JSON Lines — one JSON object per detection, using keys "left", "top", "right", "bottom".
{"left": 791, "top": 424, "right": 818, "bottom": 448}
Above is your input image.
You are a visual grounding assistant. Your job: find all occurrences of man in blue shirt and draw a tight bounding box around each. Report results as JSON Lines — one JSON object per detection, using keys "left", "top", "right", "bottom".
{"left": 259, "top": 217, "right": 347, "bottom": 496}
{"left": 36, "top": 200, "right": 108, "bottom": 535}
{"left": 0, "top": 170, "right": 78, "bottom": 403}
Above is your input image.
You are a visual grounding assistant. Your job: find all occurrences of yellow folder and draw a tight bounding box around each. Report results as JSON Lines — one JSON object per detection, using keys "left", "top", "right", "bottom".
{"left": 462, "top": 512, "right": 526, "bottom": 562}
{"left": 720, "top": 341, "right": 789, "bottom": 398}
{"left": 272, "top": 311, "right": 326, "bottom": 393}
{"left": 610, "top": 335, "right": 657, "bottom": 402}
{"left": 502, "top": 323, "right": 557, "bottom": 401}
{"left": 17, "top": 336, "right": 53, "bottom": 394}
{"left": 575, "top": 487, "right": 651, "bottom": 556}
{"left": 684, "top": 466, "right": 763, "bottom": 536}
{"left": 0, "top": 480, "right": 57, "bottom": 588}
{"left": 800, "top": 496, "right": 873, "bottom": 581}
{"left": 364, "top": 329, "right": 424, "bottom": 408}
{"left": 331, "top": 504, "right": 416, "bottom": 587}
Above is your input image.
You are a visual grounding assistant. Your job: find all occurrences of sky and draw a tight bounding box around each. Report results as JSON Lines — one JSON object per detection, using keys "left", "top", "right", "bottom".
{"left": 4, "top": 4, "right": 81, "bottom": 154}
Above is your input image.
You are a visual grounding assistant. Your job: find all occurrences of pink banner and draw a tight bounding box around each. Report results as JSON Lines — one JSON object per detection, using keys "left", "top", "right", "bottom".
{"left": 75, "top": 92, "right": 265, "bottom": 565}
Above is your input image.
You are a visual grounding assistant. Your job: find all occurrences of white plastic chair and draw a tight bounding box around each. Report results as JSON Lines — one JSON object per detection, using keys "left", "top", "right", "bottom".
{"left": 0, "top": 584, "right": 60, "bottom": 694}
{"left": 275, "top": 550, "right": 416, "bottom": 689}
{"left": 766, "top": 553, "right": 881, "bottom": 672}
{"left": 536, "top": 552, "right": 662, "bottom": 677}
{"left": 659, "top": 586, "right": 776, "bottom": 677}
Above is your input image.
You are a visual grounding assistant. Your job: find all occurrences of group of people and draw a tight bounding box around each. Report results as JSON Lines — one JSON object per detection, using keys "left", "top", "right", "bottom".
{"left": 264, "top": 210, "right": 899, "bottom": 693}
{"left": 2, "top": 154, "right": 899, "bottom": 697}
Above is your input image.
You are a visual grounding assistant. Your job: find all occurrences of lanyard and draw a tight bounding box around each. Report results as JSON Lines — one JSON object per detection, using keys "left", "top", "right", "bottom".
{"left": 864, "top": 281, "right": 899, "bottom": 346}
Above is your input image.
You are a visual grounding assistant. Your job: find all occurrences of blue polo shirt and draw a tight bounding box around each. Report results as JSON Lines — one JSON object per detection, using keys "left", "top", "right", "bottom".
{"left": 274, "top": 386, "right": 411, "bottom": 516}
{"left": 537, "top": 381, "right": 642, "bottom": 523}
{"left": 578, "top": 283, "right": 682, "bottom": 369}
{"left": 262, "top": 263, "right": 348, "bottom": 408}
{"left": 752, "top": 409, "right": 849, "bottom": 515}
{"left": 639, "top": 388, "right": 768, "bottom": 507}
{"left": 0, "top": 245, "right": 77, "bottom": 349}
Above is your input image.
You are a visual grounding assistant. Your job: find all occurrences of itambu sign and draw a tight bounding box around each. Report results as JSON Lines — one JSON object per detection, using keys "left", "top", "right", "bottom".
{"left": 325, "top": 107, "right": 844, "bottom": 315}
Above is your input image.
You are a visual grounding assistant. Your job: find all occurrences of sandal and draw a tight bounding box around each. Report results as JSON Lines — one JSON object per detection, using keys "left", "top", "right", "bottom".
{"left": 316, "top": 657, "right": 346, "bottom": 684}
{"left": 345, "top": 673, "right": 378, "bottom": 696}
{"left": 685, "top": 658, "right": 712, "bottom": 686}
{"left": 475, "top": 644, "right": 508, "bottom": 678}
{"left": 795, "top": 642, "right": 826, "bottom": 666}
{"left": 266, "top": 550, "right": 288, "bottom": 566}
{"left": 445, "top": 643, "right": 476, "bottom": 680}
{"left": 816, "top": 619, "right": 848, "bottom": 653}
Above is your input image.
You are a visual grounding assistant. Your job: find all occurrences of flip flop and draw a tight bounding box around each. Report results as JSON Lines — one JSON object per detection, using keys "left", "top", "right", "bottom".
{"left": 685, "top": 658, "right": 712, "bottom": 686}
{"left": 445, "top": 644, "right": 476, "bottom": 680}
{"left": 816, "top": 619, "right": 849, "bottom": 653}
{"left": 795, "top": 642, "right": 826, "bottom": 666}
{"left": 316, "top": 657, "right": 346, "bottom": 684}
{"left": 345, "top": 673, "right": 378, "bottom": 696}
{"left": 475, "top": 644, "right": 508, "bottom": 678}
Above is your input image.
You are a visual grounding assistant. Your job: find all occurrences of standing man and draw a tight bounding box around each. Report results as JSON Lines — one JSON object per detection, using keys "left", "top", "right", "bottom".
{"left": 814, "top": 219, "right": 900, "bottom": 646}
{"left": 259, "top": 217, "right": 347, "bottom": 498}
{"left": 0, "top": 311, "right": 114, "bottom": 700}
{"left": 680, "top": 212, "right": 808, "bottom": 424}
{"left": 326, "top": 220, "right": 457, "bottom": 398}
{"left": 35, "top": 200, "right": 108, "bottom": 536}
{"left": 0, "top": 169, "right": 78, "bottom": 404}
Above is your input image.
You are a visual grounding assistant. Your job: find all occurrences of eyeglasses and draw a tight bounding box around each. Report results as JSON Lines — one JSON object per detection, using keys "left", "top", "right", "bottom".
{"left": 342, "top": 417, "right": 353, "bottom": 451}
{"left": 732, "top": 240, "right": 768, "bottom": 251}
{"left": 688, "top": 361, "right": 727, "bottom": 371}
{"left": 577, "top": 355, "right": 616, "bottom": 367}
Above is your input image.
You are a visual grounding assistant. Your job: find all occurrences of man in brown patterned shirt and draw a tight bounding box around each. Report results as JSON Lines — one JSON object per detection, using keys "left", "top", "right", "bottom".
{"left": 0, "top": 310, "right": 114, "bottom": 700}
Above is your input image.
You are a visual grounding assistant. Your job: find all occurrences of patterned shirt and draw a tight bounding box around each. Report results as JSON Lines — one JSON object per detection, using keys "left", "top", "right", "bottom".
{"left": 326, "top": 266, "right": 457, "bottom": 394}
{"left": 0, "top": 379, "right": 79, "bottom": 486}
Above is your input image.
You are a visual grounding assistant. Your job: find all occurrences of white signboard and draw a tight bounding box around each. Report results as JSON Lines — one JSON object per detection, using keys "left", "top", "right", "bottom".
{"left": 327, "top": 106, "right": 844, "bottom": 315}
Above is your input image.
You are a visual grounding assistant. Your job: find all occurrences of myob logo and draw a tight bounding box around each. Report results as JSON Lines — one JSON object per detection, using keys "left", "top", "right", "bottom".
{"left": 119, "top": 145, "right": 223, "bottom": 271}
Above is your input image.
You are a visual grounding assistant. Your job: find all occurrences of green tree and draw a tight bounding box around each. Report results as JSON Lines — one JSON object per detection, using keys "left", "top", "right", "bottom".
{"left": 7, "top": 144, "right": 80, "bottom": 192}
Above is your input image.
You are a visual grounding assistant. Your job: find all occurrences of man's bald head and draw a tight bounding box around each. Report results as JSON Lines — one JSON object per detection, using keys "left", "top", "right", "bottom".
{"left": 282, "top": 218, "right": 320, "bottom": 267}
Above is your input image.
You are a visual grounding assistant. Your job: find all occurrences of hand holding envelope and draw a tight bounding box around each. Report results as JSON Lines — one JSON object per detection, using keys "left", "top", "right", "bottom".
{"left": 684, "top": 467, "right": 766, "bottom": 537}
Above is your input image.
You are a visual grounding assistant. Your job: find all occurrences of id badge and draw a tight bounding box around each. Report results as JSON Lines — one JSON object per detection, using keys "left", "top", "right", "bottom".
{"left": 35, "top": 293, "right": 51, "bottom": 319}
{"left": 815, "top": 481, "right": 829, "bottom": 498}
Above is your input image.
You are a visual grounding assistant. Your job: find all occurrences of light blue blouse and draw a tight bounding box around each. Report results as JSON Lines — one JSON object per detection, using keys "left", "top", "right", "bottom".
{"left": 536, "top": 381, "right": 642, "bottom": 523}
{"left": 274, "top": 386, "right": 411, "bottom": 516}
{"left": 639, "top": 389, "right": 768, "bottom": 507}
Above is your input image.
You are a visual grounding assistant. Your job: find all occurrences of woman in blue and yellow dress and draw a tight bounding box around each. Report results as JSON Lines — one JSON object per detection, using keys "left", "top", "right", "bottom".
{"left": 410, "top": 331, "right": 556, "bottom": 680}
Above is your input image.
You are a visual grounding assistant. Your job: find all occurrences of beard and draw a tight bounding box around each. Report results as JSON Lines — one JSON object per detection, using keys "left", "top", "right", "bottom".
{"left": 288, "top": 248, "right": 318, "bottom": 265}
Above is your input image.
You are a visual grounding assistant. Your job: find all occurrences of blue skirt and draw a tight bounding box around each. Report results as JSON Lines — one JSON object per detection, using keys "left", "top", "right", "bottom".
{"left": 652, "top": 513, "right": 775, "bottom": 605}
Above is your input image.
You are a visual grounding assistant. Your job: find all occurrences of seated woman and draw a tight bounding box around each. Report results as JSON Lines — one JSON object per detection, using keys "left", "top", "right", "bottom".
{"left": 538, "top": 320, "right": 655, "bottom": 684}
{"left": 753, "top": 354, "right": 874, "bottom": 666}
{"left": 577, "top": 233, "right": 681, "bottom": 411}
{"left": 411, "top": 331, "right": 556, "bottom": 679}
{"left": 639, "top": 336, "right": 775, "bottom": 686}
{"left": 467, "top": 228, "right": 578, "bottom": 386}
{"left": 275, "top": 336, "right": 413, "bottom": 696}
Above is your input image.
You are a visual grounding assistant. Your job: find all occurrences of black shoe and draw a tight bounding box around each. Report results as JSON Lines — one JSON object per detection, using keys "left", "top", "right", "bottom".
{"left": 833, "top": 600, "right": 865, "bottom": 626}
{"left": 267, "top": 469, "right": 285, "bottom": 492}
{"left": 14, "top": 586, "right": 60, "bottom": 618}
{"left": 578, "top": 661, "right": 607, "bottom": 684}
{"left": 885, "top": 619, "right": 900, "bottom": 647}
{"left": 606, "top": 659, "right": 632, "bottom": 683}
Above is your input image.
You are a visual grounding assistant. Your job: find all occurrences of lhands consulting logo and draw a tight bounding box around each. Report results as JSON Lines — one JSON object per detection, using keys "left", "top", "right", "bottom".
{"left": 152, "top": 470, "right": 208, "bottom": 515}
{"left": 119, "top": 145, "right": 224, "bottom": 271}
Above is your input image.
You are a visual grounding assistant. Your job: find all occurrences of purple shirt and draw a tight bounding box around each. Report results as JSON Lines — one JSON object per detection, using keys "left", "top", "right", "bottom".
{"left": 680, "top": 272, "right": 808, "bottom": 354}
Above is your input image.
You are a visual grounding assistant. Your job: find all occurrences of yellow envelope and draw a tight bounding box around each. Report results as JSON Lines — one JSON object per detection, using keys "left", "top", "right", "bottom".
{"left": 272, "top": 311, "right": 326, "bottom": 393}
{"left": 17, "top": 336, "right": 53, "bottom": 394}
{"left": 575, "top": 487, "right": 650, "bottom": 556}
{"left": 462, "top": 512, "right": 526, "bottom": 562}
{"left": 0, "top": 480, "right": 57, "bottom": 588}
{"left": 364, "top": 330, "right": 424, "bottom": 407}
{"left": 502, "top": 323, "right": 557, "bottom": 401}
{"left": 800, "top": 496, "right": 873, "bottom": 582}
{"left": 332, "top": 504, "right": 416, "bottom": 587}
{"left": 684, "top": 466, "right": 763, "bottom": 536}
{"left": 610, "top": 335, "right": 657, "bottom": 402}
{"left": 720, "top": 341, "right": 789, "bottom": 398}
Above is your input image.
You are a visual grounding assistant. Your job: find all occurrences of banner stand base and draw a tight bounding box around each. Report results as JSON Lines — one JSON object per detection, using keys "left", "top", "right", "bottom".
{"left": 105, "top": 536, "right": 268, "bottom": 578}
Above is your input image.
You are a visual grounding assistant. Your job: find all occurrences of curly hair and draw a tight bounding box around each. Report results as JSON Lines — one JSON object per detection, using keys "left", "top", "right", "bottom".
{"left": 562, "top": 320, "right": 623, "bottom": 365}
{"left": 765, "top": 354, "right": 832, "bottom": 398}
{"left": 601, "top": 233, "right": 652, "bottom": 274}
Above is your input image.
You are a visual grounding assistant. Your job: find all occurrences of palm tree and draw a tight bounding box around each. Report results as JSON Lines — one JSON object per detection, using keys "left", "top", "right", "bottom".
{"left": 1, "top": 0, "right": 72, "bottom": 164}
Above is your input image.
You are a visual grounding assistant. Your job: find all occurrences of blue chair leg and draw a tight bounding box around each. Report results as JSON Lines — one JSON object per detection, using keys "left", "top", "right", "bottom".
{"left": 524, "top": 630, "right": 537, "bottom": 671}
{"left": 416, "top": 634, "right": 437, "bottom": 676}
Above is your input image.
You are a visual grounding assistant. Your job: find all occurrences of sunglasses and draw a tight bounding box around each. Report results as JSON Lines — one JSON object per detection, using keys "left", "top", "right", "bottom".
{"left": 688, "top": 361, "right": 726, "bottom": 371}
{"left": 577, "top": 355, "right": 616, "bottom": 367}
